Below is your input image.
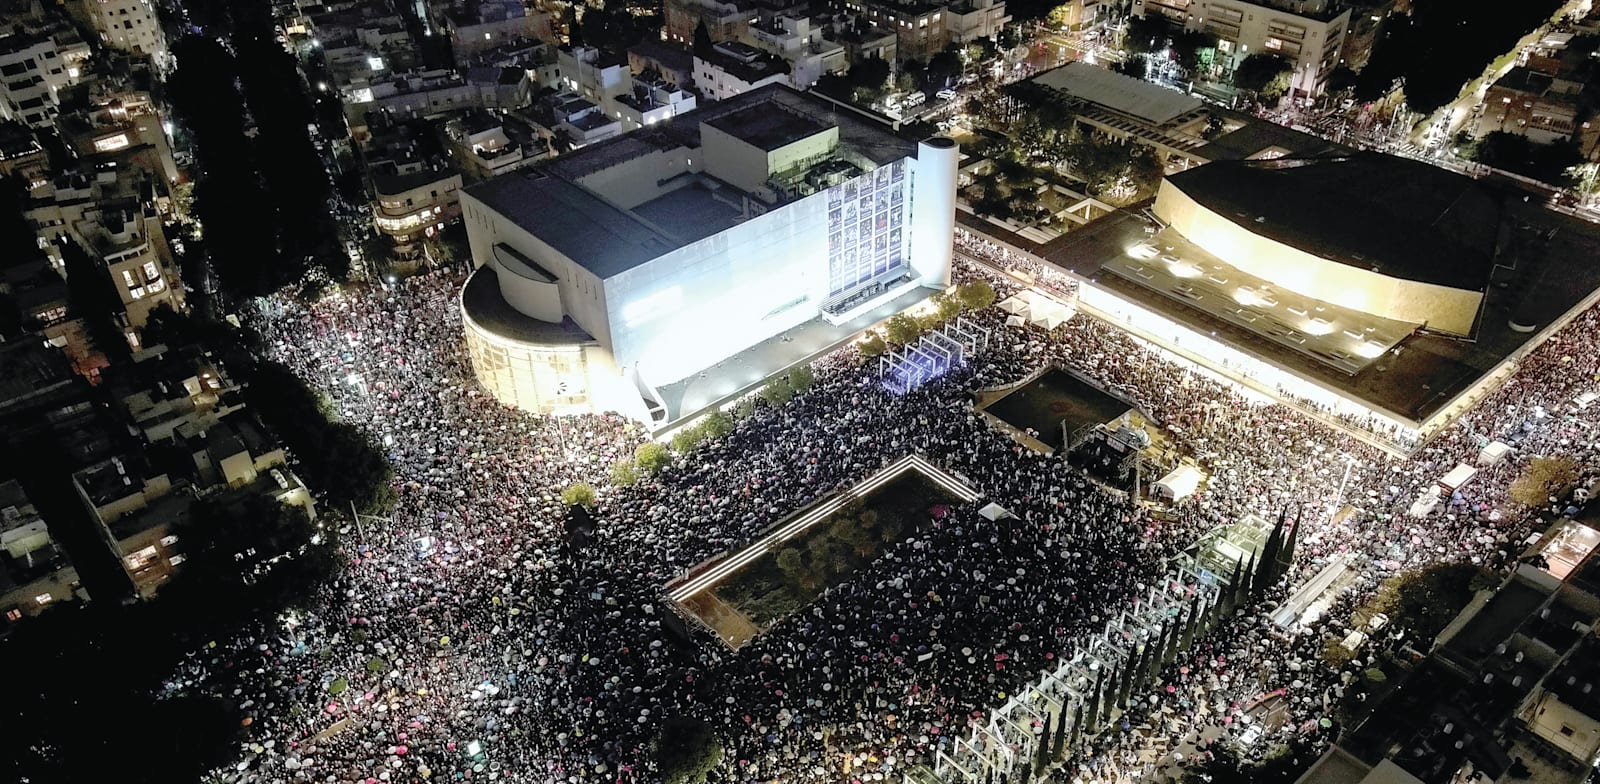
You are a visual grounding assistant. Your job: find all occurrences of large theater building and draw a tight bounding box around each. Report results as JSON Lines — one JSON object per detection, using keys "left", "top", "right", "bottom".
{"left": 459, "top": 85, "right": 958, "bottom": 424}
{"left": 966, "top": 152, "right": 1600, "bottom": 453}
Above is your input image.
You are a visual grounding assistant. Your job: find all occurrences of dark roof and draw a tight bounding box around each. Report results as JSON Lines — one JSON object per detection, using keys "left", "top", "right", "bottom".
{"left": 704, "top": 102, "right": 829, "bottom": 151}
{"left": 460, "top": 265, "right": 597, "bottom": 345}
{"left": 466, "top": 84, "right": 915, "bottom": 279}
{"left": 466, "top": 172, "right": 678, "bottom": 279}
{"left": 1166, "top": 153, "right": 1502, "bottom": 290}
{"left": 627, "top": 40, "right": 694, "bottom": 72}
{"left": 1195, "top": 110, "right": 1350, "bottom": 161}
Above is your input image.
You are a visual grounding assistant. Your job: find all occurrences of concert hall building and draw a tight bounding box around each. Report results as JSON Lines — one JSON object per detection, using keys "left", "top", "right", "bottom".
{"left": 459, "top": 85, "right": 958, "bottom": 423}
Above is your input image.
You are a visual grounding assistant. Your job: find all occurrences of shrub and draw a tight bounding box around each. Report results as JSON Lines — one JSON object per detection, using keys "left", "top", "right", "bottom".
{"left": 560, "top": 482, "right": 597, "bottom": 509}
{"left": 634, "top": 442, "right": 672, "bottom": 474}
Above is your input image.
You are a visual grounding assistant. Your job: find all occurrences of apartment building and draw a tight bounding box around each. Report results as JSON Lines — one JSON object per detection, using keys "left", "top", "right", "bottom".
{"left": 371, "top": 165, "right": 464, "bottom": 245}
{"left": 743, "top": 15, "right": 848, "bottom": 89}
{"left": 0, "top": 33, "right": 71, "bottom": 129}
{"left": 694, "top": 41, "right": 793, "bottom": 99}
{"left": 25, "top": 164, "right": 184, "bottom": 343}
{"left": 829, "top": 0, "right": 956, "bottom": 62}
{"left": 82, "top": 0, "right": 168, "bottom": 63}
{"left": 0, "top": 479, "right": 86, "bottom": 627}
{"left": 1132, "top": 0, "right": 1350, "bottom": 97}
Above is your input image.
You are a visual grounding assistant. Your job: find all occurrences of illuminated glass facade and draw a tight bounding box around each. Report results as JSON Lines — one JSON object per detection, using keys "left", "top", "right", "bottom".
{"left": 826, "top": 160, "right": 910, "bottom": 297}
{"left": 462, "top": 318, "right": 593, "bottom": 414}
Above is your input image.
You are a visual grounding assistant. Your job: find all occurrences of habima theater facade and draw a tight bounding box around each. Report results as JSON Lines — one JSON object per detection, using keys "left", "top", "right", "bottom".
{"left": 458, "top": 85, "right": 957, "bottom": 424}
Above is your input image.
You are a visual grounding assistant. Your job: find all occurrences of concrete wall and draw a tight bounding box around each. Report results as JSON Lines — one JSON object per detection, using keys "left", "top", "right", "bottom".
{"left": 909, "top": 137, "right": 958, "bottom": 289}
{"left": 1154, "top": 180, "right": 1481, "bottom": 335}
{"left": 576, "top": 146, "right": 697, "bottom": 209}
{"left": 701, "top": 123, "right": 774, "bottom": 195}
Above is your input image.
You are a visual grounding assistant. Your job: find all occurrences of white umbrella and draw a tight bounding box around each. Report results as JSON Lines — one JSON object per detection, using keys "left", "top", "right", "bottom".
{"left": 1005, "top": 314, "right": 1027, "bottom": 327}
{"left": 998, "top": 296, "right": 1031, "bottom": 315}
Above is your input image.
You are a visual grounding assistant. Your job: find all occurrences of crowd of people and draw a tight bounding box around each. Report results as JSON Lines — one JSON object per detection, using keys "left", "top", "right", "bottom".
{"left": 168, "top": 232, "right": 1600, "bottom": 784}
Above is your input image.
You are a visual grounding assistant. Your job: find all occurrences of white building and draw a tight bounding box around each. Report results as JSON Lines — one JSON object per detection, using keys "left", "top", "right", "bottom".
{"left": 946, "top": 0, "right": 1012, "bottom": 45}
{"left": 556, "top": 46, "right": 631, "bottom": 112}
{"left": 459, "top": 85, "right": 957, "bottom": 423}
{"left": 0, "top": 34, "right": 71, "bottom": 129}
{"left": 693, "top": 41, "right": 792, "bottom": 101}
{"left": 615, "top": 78, "right": 698, "bottom": 131}
{"left": 1133, "top": 0, "right": 1349, "bottom": 97}
{"left": 84, "top": 0, "right": 168, "bottom": 64}
{"left": 743, "top": 16, "right": 848, "bottom": 90}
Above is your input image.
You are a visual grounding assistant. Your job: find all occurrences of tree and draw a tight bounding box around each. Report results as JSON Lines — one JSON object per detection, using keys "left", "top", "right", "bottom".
{"left": 563, "top": 5, "right": 583, "bottom": 46}
{"left": 848, "top": 55, "right": 892, "bottom": 95}
{"left": 1121, "top": 15, "right": 1169, "bottom": 57}
{"left": 1469, "top": 131, "right": 1584, "bottom": 186}
{"left": 759, "top": 376, "right": 795, "bottom": 405}
{"left": 1232, "top": 52, "right": 1292, "bottom": 100}
{"left": 670, "top": 424, "right": 706, "bottom": 454}
{"left": 245, "top": 363, "right": 395, "bottom": 515}
{"left": 1169, "top": 31, "right": 1217, "bottom": 76}
{"left": 700, "top": 410, "right": 735, "bottom": 439}
{"left": 1359, "top": 562, "right": 1494, "bottom": 642}
{"left": 786, "top": 363, "right": 816, "bottom": 392}
{"left": 858, "top": 333, "right": 888, "bottom": 358}
{"left": 60, "top": 238, "right": 130, "bottom": 364}
{"left": 561, "top": 482, "right": 597, "bottom": 510}
{"left": 692, "top": 20, "right": 713, "bottom": 59}
{"left": 1508, "top": 455, "right": 1579, "bottom": 508}
{"left": 927, "top": 46, "right": 963, "bottom": 88}
{"left": 179, "top": 495, "right": 324, "bottom": 591}
{"left": 956, "top": 279, "right": 997, "bottom": 310}
{"left": 654, "top": 716, "right": 724, "bottom": 784}
{"left": 634, "top": 442, "right": 672, "bottom": 474}
{"left": 884, "top": 313, "right": 923, "bottom": 346}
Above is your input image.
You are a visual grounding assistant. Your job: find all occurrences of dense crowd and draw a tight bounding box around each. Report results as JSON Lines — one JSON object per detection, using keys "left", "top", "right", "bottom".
{"left": 169, "top": 233, "right": 1599, "bottom": 784}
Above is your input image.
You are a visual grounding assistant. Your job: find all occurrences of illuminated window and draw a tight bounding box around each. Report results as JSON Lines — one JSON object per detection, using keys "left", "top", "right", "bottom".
{"left": 142, "top": 260, "right": 159, "bottom": 281}
{"left": 167, "top": 553, "right": 186, "bottom": 566}
{"left": 5, "top": 609, "right": 19, "bottom": 622}
{"left": 34, "top": 593, "right": 51, "bottom": 605}
{"left": 160, "top": 534, "right": 178, "bottom": 546}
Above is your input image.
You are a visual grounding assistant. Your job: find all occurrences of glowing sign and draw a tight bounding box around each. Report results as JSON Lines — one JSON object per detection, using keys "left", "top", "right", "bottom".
{"left": 93, "top": 133, "right": 130, "bottom": 152}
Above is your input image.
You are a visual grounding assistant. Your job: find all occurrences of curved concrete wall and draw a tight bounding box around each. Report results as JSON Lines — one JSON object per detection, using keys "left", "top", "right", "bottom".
{"left": 491, "top": 249, "right": 565, "bottom": 323}
{"left": 1154, "top": 180, "right": 1481, "bottom": 336}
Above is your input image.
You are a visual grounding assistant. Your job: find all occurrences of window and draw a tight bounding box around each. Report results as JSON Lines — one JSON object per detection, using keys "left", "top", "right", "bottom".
{"left": 160, "top": 534, "right": 179, "bottom": 547}
{"left": 5, "top": 609, "right": 19, "bottom": 622}
{"left": 143, "top": 260, "right": 159, "bottom": 281}
{"left": 34, "top": 593, "right": 52, "bottom": 605}
{"left": 167, "top": 553, "right": 186, "bottom": 566}
{"left": 1561, "top": 725, "right": 1576, "bottom": 737}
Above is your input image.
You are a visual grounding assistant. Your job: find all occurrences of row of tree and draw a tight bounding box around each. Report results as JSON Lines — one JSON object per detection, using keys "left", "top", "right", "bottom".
{"left": 167, "top": 18, "right": 343, "bottom": 299}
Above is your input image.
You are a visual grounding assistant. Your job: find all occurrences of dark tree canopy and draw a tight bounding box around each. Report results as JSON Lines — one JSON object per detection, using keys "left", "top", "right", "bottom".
{"left": 1354, "top": 0, "right": 1567, "bottom": 114}
{"left": 1232, "top": 52, "right": 1293, "bottom": 98}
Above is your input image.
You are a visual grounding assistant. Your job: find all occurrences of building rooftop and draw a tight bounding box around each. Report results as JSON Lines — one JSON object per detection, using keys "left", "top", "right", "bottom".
{"left": 372, "top": 166, "right": 458, "bottom": 196}
{"left": 1031, "top": 63, "right": 1204, "bottom": 126}
{"left": 628, "top": 40, "right": 694, "bottom": 72}
{"left": 704, "top": 101, "right": 829, "bottom": 151}
{"left": 1165, "top": 154, "right": 1502, "bottom": 291}
{"left": 468, "top": 84, "right": 915, "bottom": 279}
